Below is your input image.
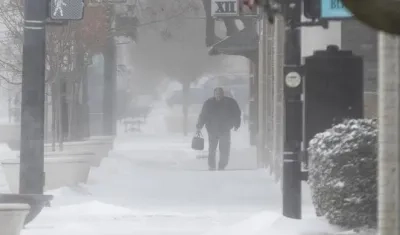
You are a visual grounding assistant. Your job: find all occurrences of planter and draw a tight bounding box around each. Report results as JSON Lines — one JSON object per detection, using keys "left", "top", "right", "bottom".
{"left": 0, "top": 194, "right": 53, "bottom": 225}
{"left": 88, "top": 135, "right": 115, "bottom": 143}
{"left": 45, "top": 140, "right": 112, "bottom": 166}
{"left": 88, "top": 135, "right": 115, "bottom": 154}
{"left": 1, "top": 156, "right": 91, "bottom": 193}
{"left": 44, "top": 149, "right": 99, "bottom": 167}
{"left": 0, "top": 123, "right": 20, "bottom": 150}
{"left": 0, "top": 203, "right": 30, "bottom": 235}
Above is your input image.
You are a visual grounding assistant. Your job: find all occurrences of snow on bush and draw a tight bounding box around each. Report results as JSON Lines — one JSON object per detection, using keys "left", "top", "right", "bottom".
{"left": 337, "top": 228, "right": 377, "bottom": 235}
{"left": 308, "top": 119, "right": 377, "bottom": 228}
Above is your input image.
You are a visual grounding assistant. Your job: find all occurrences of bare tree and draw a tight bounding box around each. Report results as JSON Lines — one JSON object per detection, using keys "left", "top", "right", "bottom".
{"left": 0, "top": 0, "right": 32, "bottom": 124}
{"left": 0, "top": 0, "right": 23, "bottom": 86}
{"left": 46, "top": 23, "right": 78, "bottom": 149}
{"left": 0, "top": 0, "right": 88, "bottom": 145}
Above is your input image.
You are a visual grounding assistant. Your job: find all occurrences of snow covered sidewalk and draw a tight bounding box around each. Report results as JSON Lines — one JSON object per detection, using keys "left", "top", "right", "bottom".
{"left": 0, "top": 130, "right": 342, "bottom": 235}
{"left": 11, "top": 132, "right": 275, "bottom": 235}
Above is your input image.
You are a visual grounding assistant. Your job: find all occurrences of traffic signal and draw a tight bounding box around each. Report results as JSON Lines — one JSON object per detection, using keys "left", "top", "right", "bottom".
{"left": 303, "top": 0, "right": 321, "bottom": 20}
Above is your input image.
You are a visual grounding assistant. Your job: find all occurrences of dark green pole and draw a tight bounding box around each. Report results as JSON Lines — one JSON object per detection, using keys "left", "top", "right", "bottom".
{"left": 282, "top": 0, "right": 303, "bottom": 219}
{"left": 19, "top": 0, "right": 47, "bottom": 194}
{"left": 103, "top": 6, "right": 117, "bottom": 136}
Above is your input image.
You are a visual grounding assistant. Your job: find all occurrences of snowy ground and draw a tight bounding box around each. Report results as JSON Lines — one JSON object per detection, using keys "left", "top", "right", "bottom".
{"left": 0, "top": 102, "right": 355, "bottom": 235}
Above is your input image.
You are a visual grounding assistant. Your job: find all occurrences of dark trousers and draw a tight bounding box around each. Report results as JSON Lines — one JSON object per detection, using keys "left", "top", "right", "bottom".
{"left": 208, "top": 131, "right": 231, "bottom": 169}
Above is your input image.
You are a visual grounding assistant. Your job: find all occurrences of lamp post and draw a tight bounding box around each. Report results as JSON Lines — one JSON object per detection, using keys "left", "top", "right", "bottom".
{"left": 19, "top": 0, "right": 48, "bottom": 194}
{"left": 281, "top": 0, "right": 303, "bottom": 219}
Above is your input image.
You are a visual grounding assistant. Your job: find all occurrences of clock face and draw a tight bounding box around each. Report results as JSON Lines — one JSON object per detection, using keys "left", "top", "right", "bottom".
{"left": 285, "top": 72, "right": 301, "bottom": 88}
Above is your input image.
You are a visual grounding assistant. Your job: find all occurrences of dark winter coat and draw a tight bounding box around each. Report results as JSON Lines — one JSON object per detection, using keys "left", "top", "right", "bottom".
{"left": 196, "top": 96, "right": 241, "bottom": 135}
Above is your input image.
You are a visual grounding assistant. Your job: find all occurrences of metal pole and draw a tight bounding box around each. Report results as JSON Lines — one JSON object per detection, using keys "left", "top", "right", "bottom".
{"left": 103, "top": 6, "right": 117, "bottom": 136}
{"left": 249, "top": 62, "right": 259, "bottom": 146}
{"left": 272, "top": 14, "right": 285, "bottom": 183}
{"left": 257, "top": 14, "right": 266, "bottom": 167}
{"left": 249, "top": 61, "right": 258, "bottom": 146}
{"left": 377, "top": 32, "right": 400, "bottom": 235}
{"left": 282, "top": 0, "right": 302, "bottom": 219}
{"left": 265, "top": 15, "right": 275, "bottom": 170}
{"left": 19, "top": 0, "right": 47, "bottom": 194}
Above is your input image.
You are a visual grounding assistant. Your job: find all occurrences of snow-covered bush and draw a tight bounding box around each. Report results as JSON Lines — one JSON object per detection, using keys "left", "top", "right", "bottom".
{"left": 308, "top": 119, "right": 377, "bottom": 228}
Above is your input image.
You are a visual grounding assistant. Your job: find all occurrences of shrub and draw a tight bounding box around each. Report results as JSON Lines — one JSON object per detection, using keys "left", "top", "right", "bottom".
{"left": 308, "top": 119, "right": 377, "bottom": 228}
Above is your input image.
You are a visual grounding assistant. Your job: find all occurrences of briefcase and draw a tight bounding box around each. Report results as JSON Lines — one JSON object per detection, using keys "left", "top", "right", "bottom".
{"left": 191, "top": 132, "right": 204, "bottom": 151}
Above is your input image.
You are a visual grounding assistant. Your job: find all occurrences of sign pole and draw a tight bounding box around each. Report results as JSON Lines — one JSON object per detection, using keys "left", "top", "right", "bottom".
{"left": 50, "top": 0, "right": 84, "bottom": 21}
{"left": 282, "top": 0, "right": 302, "bottom": 219}
{"left": 257, "top": 12, "right": 266, "bottom": 167}
{"left": 272, "top": 14, "right": 285, "bottom": 182}
{"left": 19, "top": 0, "right": 84, "bottom": 194}
{"left": 19, "top": 0, "right": 48, "bottom": 194}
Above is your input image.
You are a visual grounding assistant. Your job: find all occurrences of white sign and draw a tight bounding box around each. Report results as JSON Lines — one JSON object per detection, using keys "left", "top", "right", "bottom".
{"left": 285, "top": 72, "right": 301, "bottom": 88}
{"left": 50, "top": 0, "right": 84, "bottom": 20}
{"left": 211, "top": 0, "right": 239, "bottom": 17}
{"left": 53, "top": 0, "right": 66, "bottom": 17}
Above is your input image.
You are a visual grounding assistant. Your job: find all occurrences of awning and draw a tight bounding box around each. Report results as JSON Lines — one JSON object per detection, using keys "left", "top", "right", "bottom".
{"left": 208, "top": 26, "right": 259, "bottom": 63}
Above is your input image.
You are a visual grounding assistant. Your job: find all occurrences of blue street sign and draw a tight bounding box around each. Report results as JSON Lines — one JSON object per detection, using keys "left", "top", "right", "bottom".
{"left": 320, "top": 0, "right": 353, "bottom": 19}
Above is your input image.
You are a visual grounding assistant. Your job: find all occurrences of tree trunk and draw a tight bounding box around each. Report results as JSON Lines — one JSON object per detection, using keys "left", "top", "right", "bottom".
{"left": 67, "top": 82, "right": 73, "bottom": 141}
{"left": 51, "top": 81, "right": 57, "bottom": 151}
{"left": 81, "top": 65, "right": 90, "bottom": 138}
{"left": 44, "top": 84, "right": 48, "bottom": 142}
{"left": 378, "top": 32, "right": 400, "bottom": 235}
{"left": 7, "top": 91, "right": 11, "bottom": 123}
{"left": 103, "top": 35, "right": 117, "bottom": 136}
{"left": 58, "top": 77, "right": 65, "bottom": 151}
{"left": 68, "top": 82, "right": 79, "bottom": 141}
{"left": 103, "top": 6, "right": 117, "bottom": 137}
{"left": 182, "top": 81, "right": 190, "bottom": 136}
{"left": 69, "top": 49, "right": 89, "bottom": 140}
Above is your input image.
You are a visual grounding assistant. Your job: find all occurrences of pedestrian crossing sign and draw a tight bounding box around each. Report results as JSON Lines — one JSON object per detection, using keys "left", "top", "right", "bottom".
{"left": 50, "top": 0, "right": 84, "bottom": 20}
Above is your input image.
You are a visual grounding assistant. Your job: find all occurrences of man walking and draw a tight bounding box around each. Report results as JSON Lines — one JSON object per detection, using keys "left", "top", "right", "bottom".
{"left": 196, "top": 87, "right": 241, "bottom": 171}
